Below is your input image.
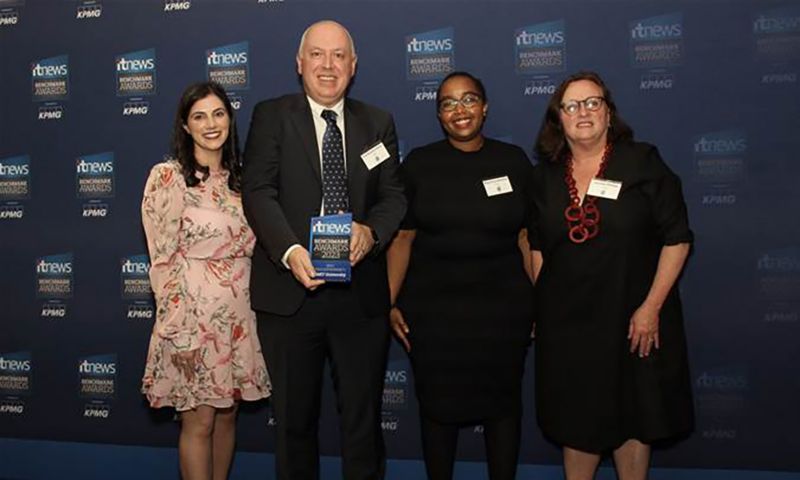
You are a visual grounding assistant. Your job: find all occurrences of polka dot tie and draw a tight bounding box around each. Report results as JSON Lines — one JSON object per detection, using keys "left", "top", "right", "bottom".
{"left": 321, "top": 109, "right": 349, "bottom": 214}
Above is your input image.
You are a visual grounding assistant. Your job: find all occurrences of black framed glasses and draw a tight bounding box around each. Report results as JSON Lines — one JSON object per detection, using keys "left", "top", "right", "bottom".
{"left": 560, "top": 96, "right": 605, "bottom": 116}
{"left": 438, "top": 94, "right": 483, "bottom": 112}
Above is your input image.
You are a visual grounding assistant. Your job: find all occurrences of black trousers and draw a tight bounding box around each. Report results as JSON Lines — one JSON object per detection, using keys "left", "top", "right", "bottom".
{"left": 257, "top": 286, "right": 390, "bottom": 480}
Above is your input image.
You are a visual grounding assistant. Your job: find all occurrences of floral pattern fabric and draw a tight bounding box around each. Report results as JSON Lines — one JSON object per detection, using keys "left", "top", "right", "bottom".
{"left": 141, "top": 161, "right": 270, "bottom": 411}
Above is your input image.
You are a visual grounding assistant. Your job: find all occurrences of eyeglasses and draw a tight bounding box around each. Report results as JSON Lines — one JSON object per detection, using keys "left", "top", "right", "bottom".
{"left": 438, "top": 94, "right": 482, "bottom": 112}
{"left": 560, "top": 96, "right": 605, "bottom": 116}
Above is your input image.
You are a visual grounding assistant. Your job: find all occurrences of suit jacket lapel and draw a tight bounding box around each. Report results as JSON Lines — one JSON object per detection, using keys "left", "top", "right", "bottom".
{"left": 289, "top": 96, "right": 322, "bottom": 186}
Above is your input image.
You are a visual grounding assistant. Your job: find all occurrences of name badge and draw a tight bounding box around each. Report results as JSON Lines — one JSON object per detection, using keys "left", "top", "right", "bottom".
{"left": 482, "top": 176, "right": 513, "bottom": 197}
{"left": 587, "top": 178, "right": 622, "bottom": 200}
{"left": 361, "top": 142, "right": 391, "bottom": 170}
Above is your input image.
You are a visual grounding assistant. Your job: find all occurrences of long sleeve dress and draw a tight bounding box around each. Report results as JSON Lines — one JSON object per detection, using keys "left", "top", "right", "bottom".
{"left": 141, "top": 161, "right": 270, "bottom": 411}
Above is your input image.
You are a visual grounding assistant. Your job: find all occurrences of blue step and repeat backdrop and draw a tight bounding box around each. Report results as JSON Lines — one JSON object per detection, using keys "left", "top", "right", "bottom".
{"left": 1, "top": 0, "right": 799, "bottom": 475}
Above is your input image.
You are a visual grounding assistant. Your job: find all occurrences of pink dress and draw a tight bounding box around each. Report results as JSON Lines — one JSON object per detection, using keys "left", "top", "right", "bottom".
{"left": 141, "top": 161, "right": 270, "bottom": 411}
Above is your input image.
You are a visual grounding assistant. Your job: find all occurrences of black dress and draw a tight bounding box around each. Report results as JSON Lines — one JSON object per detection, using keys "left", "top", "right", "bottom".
{"left": 397, "top": 139, "right": 535, "bottom": 423}
{"left": 530, "top": 141, "right": 694, "bottom": 453}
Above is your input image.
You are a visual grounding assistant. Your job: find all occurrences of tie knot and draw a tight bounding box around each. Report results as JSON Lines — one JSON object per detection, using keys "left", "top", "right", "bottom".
{"left": 321, "top": 109, "right": 337, "bottom": 125}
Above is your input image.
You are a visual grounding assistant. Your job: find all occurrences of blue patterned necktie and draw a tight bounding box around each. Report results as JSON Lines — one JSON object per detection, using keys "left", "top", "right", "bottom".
{"left": 320, "top": 109, "right": 349, "bottom": 214}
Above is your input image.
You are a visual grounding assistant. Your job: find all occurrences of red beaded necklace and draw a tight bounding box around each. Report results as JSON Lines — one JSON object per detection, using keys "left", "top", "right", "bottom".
{"left": 563, "top": 143, "right": 613, "bottom": 244}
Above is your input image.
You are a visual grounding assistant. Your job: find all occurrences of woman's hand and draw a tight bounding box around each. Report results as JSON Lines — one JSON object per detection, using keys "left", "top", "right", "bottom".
{"left": 628, "top": 303, "right": 660, "bottom": 358}
{"left": 171, "top": 349, "right": 201, "bottom": 381}
{"left": 389, "top": 307, "right": 411, "bottom": 352}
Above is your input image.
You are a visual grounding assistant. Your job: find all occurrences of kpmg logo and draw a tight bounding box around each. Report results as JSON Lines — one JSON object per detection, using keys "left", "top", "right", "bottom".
{"left": 31, "top": 55, "right": 69, "bottom": 101}
{"left": 36, "top": 253, "right": 73, "bottom": 298}
{"left": 515, "top": 20, "right": 567, "bottom": 74}
{"left": 630, "top": 13, "right": 683, "bottom": 68}
{"left": 76, "top": 1, "right": 102, "bottom": 19}
{"left": 227, "top": 93, "right": 243, "bottom": 111}
{"left": 413, "top": 84, "right": 437, "bottom": 102}
{"left": 206, "top": 42, "right": 249, "bottom": 90}
{"left": 76, "top": 152, "right": 114, "bottom": 199}
{"left": 122, "top": 98, "right": 149, "bottom": 116}
{"left": 116, "top": 48, "right": 156, "bottom": 96}
{"left": 0, "top": 351, "right": 32, "bottom": 397}
{"left": 38, "top": 103, "right": 64, "bottom": 120}
{"left": 640, "top": 72, "right": 674, "bottom": 90}
{"left": 523, "top": 77, "right": 556, "bottom": 96}
{"left": 761, "top": 72, "right": 798, "bottom": 84}
{"left": 164, "top": 0, "right": 190, "bottom": 11}
{"left": 0, "top": 205, "right": 24, "bottom": 219}
{"left": 127, "top": 303, "right": 154, "bottom": 319}
{"left": 41, "top": 301, "right": 68, "bottom": 318}
{"left": 121, "top": 254, "right": 151, "bottom": 299}
{"left": 693, "top": 130, "right": 746, "bottom": 185}
{"left": 83, "top": 403, "right": 111, "bottom": 418}
{"left": 0, "top": 8, "right": 20, "bottom": 26}
{"left": 78, "top": 354, "right": 117, "bottom": 399}
{"left": 406, "top": 27, "right": 455, "bottom": 81}
{"left": 753, "top": 7, "right": 800, "bottom": 62}
{"left": 0, "top": 155, "right": 31, "bottom": 201}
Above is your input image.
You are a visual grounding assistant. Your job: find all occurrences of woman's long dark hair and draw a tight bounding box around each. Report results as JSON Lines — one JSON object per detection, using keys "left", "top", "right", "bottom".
{"left": 534, "top": 71, "right": 633, "bottom": 162}
{"left": 172, "top": 81, "right": 242, "bottom": 192}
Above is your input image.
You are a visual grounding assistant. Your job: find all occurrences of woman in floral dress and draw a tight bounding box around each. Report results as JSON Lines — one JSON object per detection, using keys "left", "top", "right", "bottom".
{"left": 141, "top": 82, "right": 270, "bottom": 480}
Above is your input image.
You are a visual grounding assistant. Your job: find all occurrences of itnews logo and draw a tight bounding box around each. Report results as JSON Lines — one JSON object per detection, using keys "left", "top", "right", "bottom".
{"left": 76, "top": 0, "right": 101, "bottom": 19}
{"left": 693, "top": 130, "right": 746, "bottom": 185}
{"left": 206, "top": 42, "right": 249, "bottom": 90}
{"left": 0, "top": 351, "right": 32, "bottom": 400}
{"left": 121, "top": 254, "right": 151, "bottom": 299}
{"left": 31, "top": 54, "right": 69, "bottom": 101}
{"left": 756, "top": 247, "right": 800, "bottom": 302}
{"left": 753, "top": 7, "right": 800, "bottom": 63}
{"left": 78, "top": 354, "right": 117, "bottom": 400}
{"left": 164, "top": 0, "right": 190, "bottom": 12}
{"left": 515, "top": 20, "right": 566, "bottom": 75}
{"left": 382, "top": 360, "right": 410, "bottom": 414}
{"left": 36, "top": 253, "right": 73, "bottom": 299}
{"left": 695, "top": 367, "right": 748, "bottom": 425}
{"left": 76, "top": 152, "right": 114, "bottom": 199}
{"left": 116, "top": 48, "right": 156, "bottom": 97}
{"left": 406, "top": 27, "right": 455, "bottom": 81}
{"left": 0, "top": 155, "right": 31, "bottom": 201}
{"left": 630, "top": 13, "right": 683, "bottom": 68}
{"left": 753, "top": 7, "right": 800, "bottom": 35}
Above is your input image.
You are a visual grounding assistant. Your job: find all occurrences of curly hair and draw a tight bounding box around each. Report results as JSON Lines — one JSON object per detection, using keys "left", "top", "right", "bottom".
{"left": 534, "top": 71, "right": 633, "bottom": 162}
{"left": 171, "top": 81, "right": 242, "bottom": 192}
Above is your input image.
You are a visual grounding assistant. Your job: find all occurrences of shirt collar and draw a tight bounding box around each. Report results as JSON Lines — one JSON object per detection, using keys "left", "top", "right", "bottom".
{"left": 306, "top": 95, "right": 345, "bottom": 120}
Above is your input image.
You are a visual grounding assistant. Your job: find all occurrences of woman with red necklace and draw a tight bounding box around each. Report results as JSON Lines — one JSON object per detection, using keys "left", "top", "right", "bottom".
{"left": 530, "top": 71, "right": 693, "bottom": 480}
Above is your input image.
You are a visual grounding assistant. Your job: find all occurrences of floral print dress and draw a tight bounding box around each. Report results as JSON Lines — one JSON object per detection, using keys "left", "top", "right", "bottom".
{"left": 141, "top": 161, "right": 270, "bottom": 411}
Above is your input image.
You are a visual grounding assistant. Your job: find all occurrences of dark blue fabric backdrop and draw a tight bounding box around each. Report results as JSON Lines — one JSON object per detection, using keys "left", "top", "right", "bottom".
{"left": 1, "top": 0, "right": 799, "bottom": 473}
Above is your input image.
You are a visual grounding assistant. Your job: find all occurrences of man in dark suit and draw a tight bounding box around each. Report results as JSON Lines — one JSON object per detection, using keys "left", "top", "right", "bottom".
{"left": 242, "top": 20, "right": 406, "bottom": 480}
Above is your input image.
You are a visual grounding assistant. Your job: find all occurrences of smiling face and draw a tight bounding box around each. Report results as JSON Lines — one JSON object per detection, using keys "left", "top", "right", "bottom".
{"left": 559, "top": 79, "right": 610, "bottom": 149}
{"left": 183, "top": 93, "right": 230, "bottom": 162}
{"left": 437, "top": 75, "right": 488, "bottom": 148}
{"left": 296, "top": 21, "right": 357, "bottom": 107}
